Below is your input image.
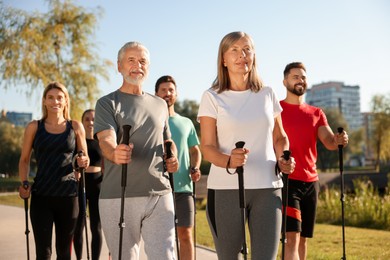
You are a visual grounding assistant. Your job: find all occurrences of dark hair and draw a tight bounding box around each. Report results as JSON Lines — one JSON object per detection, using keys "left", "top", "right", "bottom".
{"left": 283, "top": 62, "right": 306, "bottom": 79}
{"left": 81, "top": 109, "right": 95, "bottom": 121}
{"left": 155, "top": 75, "right": 177, "bottom": 93}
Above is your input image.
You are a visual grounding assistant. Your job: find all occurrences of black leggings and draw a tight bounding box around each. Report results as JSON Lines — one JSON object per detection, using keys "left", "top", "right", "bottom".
{"left": 30, "top": 195, "right": 78, "bottom": 260}
{"left": 73, "top": 172, "right": 103, "bottom": 260}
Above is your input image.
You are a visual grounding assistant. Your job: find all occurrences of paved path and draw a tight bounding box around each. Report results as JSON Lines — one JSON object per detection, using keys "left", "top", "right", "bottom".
{"left": 0, "top": 204, "right": 217, "bottom": 259}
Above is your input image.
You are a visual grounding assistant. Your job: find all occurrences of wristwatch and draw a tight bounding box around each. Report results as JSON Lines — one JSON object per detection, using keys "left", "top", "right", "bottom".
{"left": 22, "top": 180, "right": 30, "bottom": 189}
{"left": 190, "top": 166, "right": 199, "bottom": 174}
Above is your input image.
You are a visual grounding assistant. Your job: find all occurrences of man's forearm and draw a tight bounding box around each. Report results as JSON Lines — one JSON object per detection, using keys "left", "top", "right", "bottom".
{"left": 97, "top": 130, "right": 117, "bottom": 163}
{"left": 190, "top": 146, "right": 202, "bottom": 168}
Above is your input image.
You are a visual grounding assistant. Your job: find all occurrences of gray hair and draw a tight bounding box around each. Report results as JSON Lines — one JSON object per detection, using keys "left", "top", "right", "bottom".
{"left": 117, "top": 41, "right": 149, "bottom": 62}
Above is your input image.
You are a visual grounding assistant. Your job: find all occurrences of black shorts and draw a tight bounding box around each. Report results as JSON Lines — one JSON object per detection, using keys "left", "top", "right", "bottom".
{"left": 284, "top": 179, "right": 320, "bottom": 238}
{"left": 174, "top": 192, "right": 195, "bottom": 227}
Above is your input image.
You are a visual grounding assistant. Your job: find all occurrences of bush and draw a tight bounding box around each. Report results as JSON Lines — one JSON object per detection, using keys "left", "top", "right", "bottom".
{"left": 0, "top": 176, "right": 22, "bottom": 192}
{"left": 317, "top": 178, "right": 390, "bottom": 230}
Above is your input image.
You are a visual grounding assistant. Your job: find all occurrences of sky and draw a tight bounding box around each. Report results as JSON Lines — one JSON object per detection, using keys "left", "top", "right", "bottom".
{"left": 1, "top": 0, "right": 390, "bottom": 119}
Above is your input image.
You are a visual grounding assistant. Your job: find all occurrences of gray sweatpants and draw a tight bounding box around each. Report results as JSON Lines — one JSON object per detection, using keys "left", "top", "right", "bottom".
{"left": 99, "top": 193, "right": 176, "bottom": 260}
{"left": 207, "top": 188, "right": 282, "bottom": 260}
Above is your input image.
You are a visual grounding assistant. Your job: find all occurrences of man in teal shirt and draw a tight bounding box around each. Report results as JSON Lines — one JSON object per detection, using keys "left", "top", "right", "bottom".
{"left": 155, "top": 75, "right": 202, "bottom": 260}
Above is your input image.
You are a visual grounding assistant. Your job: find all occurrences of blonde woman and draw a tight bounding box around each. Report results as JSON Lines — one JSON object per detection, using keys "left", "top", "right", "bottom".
{"left": 19, "top": 82, "right": 89, "bottom": 260}
{"left": 198, "top": 31, "right": 295, "bottom": 259}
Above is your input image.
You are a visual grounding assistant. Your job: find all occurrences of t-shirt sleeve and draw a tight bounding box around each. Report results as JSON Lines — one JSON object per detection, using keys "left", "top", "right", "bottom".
{"left": 188, "top": 121, "right": 200, "bottom": 148}
{"left": 270, "top": 87, "right": 283, "bottom": 117}
{"left": 197, "top": 89, "right": 218, "bottom": 122}
{"left": 317, "top": 108, "right": 329, "bottom": 127}
{"left": 94, "top": 95, "right": 117, "bottom": 139}
{"left": 163, "top": 116, "right": 172, "bottom": 141}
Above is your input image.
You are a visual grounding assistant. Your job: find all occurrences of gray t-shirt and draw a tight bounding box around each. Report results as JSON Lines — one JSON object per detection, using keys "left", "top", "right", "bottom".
{"left": 94, "top": 90, "right": 171, "bottom": 199}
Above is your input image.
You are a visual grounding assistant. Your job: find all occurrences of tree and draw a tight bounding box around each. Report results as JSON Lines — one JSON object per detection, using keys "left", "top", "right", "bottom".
{"left": 175, "top": 99, "right": 200, "bottom": 135}
{"left": 370, "top": 94, "right": 390, "bottom": 170}
{"left": 317, "top": 108, "right": 348, "bottom": 171}
{"left": 0, "top": 121, "right": 25, "bottom": 176}
{"left": 0, "top": 0, "right": 113, "bottom": 119}
{"left": 347, "top": 127, "right": 364, "bottom": 165}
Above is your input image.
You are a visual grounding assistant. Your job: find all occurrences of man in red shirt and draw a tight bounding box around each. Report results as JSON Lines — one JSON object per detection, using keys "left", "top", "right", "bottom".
{"left": 280, "top": 62, "right": 349, "bottom": 260}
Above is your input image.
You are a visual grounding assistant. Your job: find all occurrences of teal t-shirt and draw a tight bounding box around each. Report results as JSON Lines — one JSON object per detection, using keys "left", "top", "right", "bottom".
{"left": 169, "top": 114, "right": 200, "bottom": 193}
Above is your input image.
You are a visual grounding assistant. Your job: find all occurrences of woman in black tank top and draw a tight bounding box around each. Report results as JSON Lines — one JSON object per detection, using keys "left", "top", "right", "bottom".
{"left": 18, "top": 82, "right": 89, "bottom": 260}
{"left": 73, "top": 109, "right": 103, "bottom": 260}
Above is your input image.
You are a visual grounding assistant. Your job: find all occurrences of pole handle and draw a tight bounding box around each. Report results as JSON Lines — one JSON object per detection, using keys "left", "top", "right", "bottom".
{"left": 235, "top": 141, "right": 246, "bottom": 209}
{"left": 337, "top": 127, "right": 344, "bottom": 149}
{"left": 121, "top": 125, "right": 132, "bottom": 187}
{"left": 165, "top": 141, "right": 173, "bottom": 159}
{"left": 165, "top": 141, "right": 173, "bottom": 173}
{"left": 122, "top": 125, "right": 132, "bottom": 145}
{"left": 282, "top": 150, "right": 291, "bottom": 161}
{"left": 235, "top": 141, "right": 245, "bottom": 175}
{"left": 77, "top": 150, "right": 85, "bottom": 172}
{"left": 281, "top": 150, "right": 291, "bottom": 176}
{"left": 235, "top": 141, "right": 245, "bottom": 149}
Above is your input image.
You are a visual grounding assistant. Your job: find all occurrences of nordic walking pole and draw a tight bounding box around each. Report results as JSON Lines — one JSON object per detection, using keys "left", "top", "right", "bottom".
{"left": 165, "top": 141, "right": 181, "bottom": 260}
{"left": 78, "top": 151, "right": 90, "bottom": 260}
{"left": 191, "top": 177, "right": 197, "bottom": 260}
{"left": 118, "top": 125, "right": 132, "bottom": 260}
{"left": 337, "top": 127, "right": 347, "bottom": 260}
{"left": 22, "top": 182, "right": 30, "bottom": 260}
{"left": 280, "top": 150, "right": 291, "bottom": 260}
{"left": 235, "top": 141, "right": 248, "bottom": 259}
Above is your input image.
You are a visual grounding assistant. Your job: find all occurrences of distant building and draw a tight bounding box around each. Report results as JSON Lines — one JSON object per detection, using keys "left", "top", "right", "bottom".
{"left": 1, "top": 110, "right": 32, "bottom": 127}
{"left": 305, "top": 81, "right": 362, "bottom": 130}
{"left": 361, "top": 112, "right": 375, "bottom": 165}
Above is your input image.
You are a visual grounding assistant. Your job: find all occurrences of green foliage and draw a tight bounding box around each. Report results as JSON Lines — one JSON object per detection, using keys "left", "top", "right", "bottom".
{"left": 307, "top": 224, "right": 390, "bottom": 259}
{"left": 0, "top": 176, "right": 26, "bottom": 192}
{"left": 370, "top": 93, "right": 390, "bottom": 169}
{"left": 347, "top": 127, "right": 364, "bottom": 157}
{"left": 195, "top": 210, "right": 214, "bottom": 249}
{"left": 0, "top": 0, "right": 113, "bottom": 119}
{"left": 317, "top": 108, "right": 348, "bottom": 171}
{"left": 317, "top": 178, "right": 390, "bottom": 230}
{"left": 0, "top": 121, "right": 24, "bottom": 176}
{"left": 174, "top": 99, "right": 200, "bottom": 135}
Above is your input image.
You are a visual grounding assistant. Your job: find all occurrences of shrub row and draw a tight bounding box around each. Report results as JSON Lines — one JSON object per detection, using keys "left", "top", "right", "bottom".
{"left": 317, "top": 176, "right": 390, "bottom": 231}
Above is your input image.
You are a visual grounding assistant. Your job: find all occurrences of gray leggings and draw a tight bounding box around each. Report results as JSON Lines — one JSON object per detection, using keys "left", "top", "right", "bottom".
{"left": 207, "top": 188, "right": 282, "bottom": 260}
{"left": 99, "top": 193, "right": 176, "bottom": 260}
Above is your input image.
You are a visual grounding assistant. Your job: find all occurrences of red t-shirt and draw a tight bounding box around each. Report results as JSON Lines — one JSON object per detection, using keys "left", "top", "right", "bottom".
{"left": 280, "top": 100, "right": 328, "bottom": 182}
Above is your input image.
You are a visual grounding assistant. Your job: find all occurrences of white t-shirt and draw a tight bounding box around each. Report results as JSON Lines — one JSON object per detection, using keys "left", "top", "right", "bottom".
{"left": 197, "top": 87, "right": 283, "bottom": 189}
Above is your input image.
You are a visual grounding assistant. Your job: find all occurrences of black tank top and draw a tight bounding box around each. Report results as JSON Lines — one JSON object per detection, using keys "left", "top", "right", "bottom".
{"left": 86, "top": 138, "right": 102, "bottom": 167}
{"left": 32, "top": 120, "right": 78, "bottom": 197}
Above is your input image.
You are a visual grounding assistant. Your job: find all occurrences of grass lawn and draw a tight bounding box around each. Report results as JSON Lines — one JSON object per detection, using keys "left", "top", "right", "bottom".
{"left": 195, "top": 207, "right": 389, "bottom": 259}
{"left": 2, "top": 193, "right": 389, "bottom": 259}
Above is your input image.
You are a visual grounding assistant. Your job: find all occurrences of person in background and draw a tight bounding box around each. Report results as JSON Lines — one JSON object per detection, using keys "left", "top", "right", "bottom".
{"left": 197, "top": 31, "right": 296, "bottom": 259}
{"left": 155, "top": 75, "right": 202, "bottom": 260}
{"left": 19, "top": 81, "right": 89, "bottom": 260}
{"left": 73, "top": 109, "right": 103, "bottom": 260}
{"left": 280, "top": 62, "right": 348, "bottom": 260}
{"left": 94, "top": 41, "right": 179, "bottom": 259}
